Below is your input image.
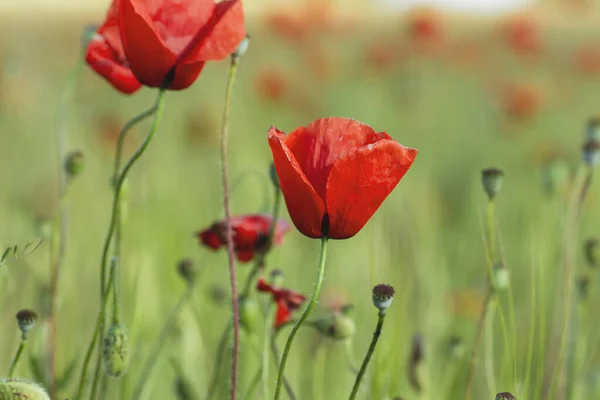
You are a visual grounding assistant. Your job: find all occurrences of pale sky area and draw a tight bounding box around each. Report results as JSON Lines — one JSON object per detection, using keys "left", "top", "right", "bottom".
{"left": 0, "top": 0, "right": 534, "bottom": 14}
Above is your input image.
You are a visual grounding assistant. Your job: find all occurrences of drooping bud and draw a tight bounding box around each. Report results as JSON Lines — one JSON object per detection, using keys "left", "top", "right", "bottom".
{"left": 493, "top": 263, "right": 510, "bottom": 290}
{"left": 585, "top": 238, "right": 599, "bottom": 268}
{"left": 372, "top": 284, "right": 395, "bottom": 315}
{"left": 269, "top": 162, "right": 280, "bottom": 190}
{"left": 481, "top": 168, "right": 504, "bottom": 201}
{"left": 0, "top": 378, "right": 50, "bottom": 400}
{"left": 232, "top": 34, "right": 250, "bottom": 60}
{"left": 177, "top": 258, "right": 198, "bottom": 285}
{"left": 582, "top": 139, "right": 600, "bottom": 167}
{"left": 315, "top": 307, "right": 356, "bottom": 340}
{"left": 239, "top": 296, "right": 260, "bottom": 333}
{"left": 495, "top": 393, "right": 516, "bottom": 400}
{"left": 102, "top": 324, "right": 131, "bottom": 378}
{"left": 15, "top": 309, "right": 38, "bottom": 337}
{"left": 64, "top": 150, "right": 85, "bottom": 180}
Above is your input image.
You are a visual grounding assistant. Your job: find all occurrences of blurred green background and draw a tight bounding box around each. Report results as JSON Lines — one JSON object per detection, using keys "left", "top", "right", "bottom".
{"left": 1, "top": 1, "right": 600, "bottom": 399}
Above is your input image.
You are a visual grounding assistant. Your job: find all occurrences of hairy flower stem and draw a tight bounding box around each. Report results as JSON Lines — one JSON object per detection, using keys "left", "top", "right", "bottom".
{"left": 274, "top": 237, "right": 328, "bottom": 400}
{"left": 48, "top": 59, "right": 83, "bottom": 398}
{"left": 8, "top": 337, "right": 27, "bottom": 378}
{"left": 131, "top": 284, "right": 195, "bottom": 400}
{"left": 75, "top": 265, "right": 116, "bottom": 400}
{"left": 91, "top": 89, "right": 167, "bottom": 400}
{"left": 348, "top": 313, "right": 386, "bottom": 400}
{"left": 220, "top": 55, "right": 241, "bottom": 400}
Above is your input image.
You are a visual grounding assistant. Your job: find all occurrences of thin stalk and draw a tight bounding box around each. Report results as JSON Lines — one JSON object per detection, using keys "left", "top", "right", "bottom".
{"left": 348, "top": 313, "right": 386, "bottom": 400}
{"left": 220, "top": 56, "right": 241, "bottom": 400}
{"left": 75, "top": 270, "right": 116, "bottom": 400}
{"left": 484, "top": 299, "right": 498, "bottom": 396}
{"left": 465, "top": 287, "right": 493, "bottom": 400}
{"left": 262, "top": 305, "right": 274, "bottom": 398}
{"left": 274, "top": 237, "right": 328, "bottom": 400}
{"left": 8, "top": 339, "right": 27, "bottom": 378}
{"left": 271, "top": 334, "right": 297, "bottom": 400}
{"left": 205, "top": 323, "right": 233, "bottom": 400}
{"left": 131, "top": 284, "right": 195, "bottom": 400}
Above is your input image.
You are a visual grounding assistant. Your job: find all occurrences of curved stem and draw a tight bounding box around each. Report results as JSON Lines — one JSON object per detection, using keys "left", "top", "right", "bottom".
{"left": 75, "top": 269, "right": 116, "bottom": 400}
{"left": 8, "top": 339, "right": 27, "bottom": 378}
{"left": 91, "top": 89, "right": 167, "bottom": 400}
{"left": 205, "top": 323, "right": 233, "bottom": 400}
{"left": 348, "top": 313, "right": 386, "bottom": 400}
{"left": 274, "top": 237, "right": 328, "bottom": 400}
{"left": 220, "top": 57, "right": 241, "bottom": 400}
{"left": 131, "top": 284, "right": 194, "bottom": 400}
{"left": 271, "top": 334, "right": 297, "bottom": 400}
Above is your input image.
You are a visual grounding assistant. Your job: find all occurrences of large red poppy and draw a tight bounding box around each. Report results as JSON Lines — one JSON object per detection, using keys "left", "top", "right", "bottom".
{"left": 268, "top": 117, "right": 417, "bottom": 239}
{"left": 257, "top": 278, "right": 306, "bottom": 328}
{"left": 197, "top": 215, "right": 291, "bottom": 262}
{"left": 86, "top": 0, "right": 245, "bottom": 93}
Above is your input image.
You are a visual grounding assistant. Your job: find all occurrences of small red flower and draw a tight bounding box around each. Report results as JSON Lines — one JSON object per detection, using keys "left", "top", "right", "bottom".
{"left": 86, "top": 0, "right": 245, "bottom": 93}
{"left": 197, "top": 215, "right": 291, "bottom": 262}
{"left": 501, "top": 15, "right": 541, "bottom": 58}
{"left": 268, "top": 118, "right": 417, "bottom": 239}
{"left": 257, "top": 278, "right": 306, "bottom": 328}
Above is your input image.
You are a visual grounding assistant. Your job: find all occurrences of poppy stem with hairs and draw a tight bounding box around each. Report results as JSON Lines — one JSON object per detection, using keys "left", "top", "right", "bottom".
{"left": 348, "top": 313, "right": 386, "bottom": 400}
{"left": 89, "top": 87, "right": 167, "bottom": 400}
{"left": 220, "top": 54, "right": 241, "bottom": 399}
{"left": 274, "top": 237, "right": 329, "bottom": 400}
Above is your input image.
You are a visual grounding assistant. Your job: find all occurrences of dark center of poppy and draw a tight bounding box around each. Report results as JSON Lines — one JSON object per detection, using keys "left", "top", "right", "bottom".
{"left": 161, "top": 66, "right": 177, "bottom": 89}
{"left": 254, "top": 233, "right": 270, "bottom": 251}
{"left": 321, "top": 213, "right": 331, "bottom": 237}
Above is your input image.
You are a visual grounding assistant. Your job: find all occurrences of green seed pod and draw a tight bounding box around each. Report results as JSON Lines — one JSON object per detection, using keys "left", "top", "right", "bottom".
{"left": 0, "top": 378, "right": 50, "bottom": 400}
{"left": 481, "top": 168, "right": 504, "bottom": 201}
{"left": 232, "top": 34, "right": 250, "bottom": 60}
{"left": 239, "top": 296, "right": 260, "bottom": 334}
{"left": 315, "top": 313, "right": 356, "bottom": 340}
{"left": 102, "top": 324, "right": 131, "bottom": 378}
{"left": 583, "top": 139, "right": 600, "bottom": 167}
{"left": 372, "top": 284, "right": 395, "bottom": 314}
{"left": 495, "top": 393, "right": 516, "bottom": 400}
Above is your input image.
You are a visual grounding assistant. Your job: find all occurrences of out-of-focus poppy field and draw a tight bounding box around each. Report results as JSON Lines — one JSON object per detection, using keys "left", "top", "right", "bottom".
{"left": 1, "top": 0, "right": 600, "bottom": 399}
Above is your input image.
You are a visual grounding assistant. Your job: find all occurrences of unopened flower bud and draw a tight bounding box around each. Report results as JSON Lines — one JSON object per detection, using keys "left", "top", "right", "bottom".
{"left": 103, "top": 324, "right": 131, "bottom": 378}
{"left": 16, "top": 309, "right": 38, "bottom": 336}
{"left": 372, "top": 284, "right": 395, "bottom": 314}
{"left": 583, "top": 139, "right": 600, "bottom": 166}
{"left": 64, "top": 150, "right": 84, "bottom": 179}
{"left": 496, "top": 393, "right": 516, "bottom": 400}
{"left": 315, "top": 312, "right": 356, "bottom": 340}
{"left": 270, "top": 269, "right": 284, "bottom": 287}
{"left": 239, "top": 296, "right": 260, "bottom": 333}
{"left": 177, "top": 258, "right": 197, "bottom": 284}
{"left": 232, "top": 34, "right": 250, "bottom": 60}
{"left": 0, "top": 378, "right": 50, "bottom": 400}
{"left": 269, "top": 162, "right": 280, "bottom": 190}
{"left": 493, "top": 263, "right": 510, "bottom": 290}
{"left": 482, "top": 168, "right": 504, "bottom": 201}
{"left": 585, "top": 238, "right": 599, "bottom": 268}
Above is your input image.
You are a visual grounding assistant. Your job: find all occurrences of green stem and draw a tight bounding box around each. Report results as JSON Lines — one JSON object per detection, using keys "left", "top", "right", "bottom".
{"left": 205, "top": 323, "right": 233, "bottom": 400}
{"left": 8, "top": 339, "right": 27, "bottom": 378}
{"left": 262, "top": 305, "right": 274, "bottom": 398}
{"left": 75, "top": 268, "right": 116, "bottom": 400}
{"left": 465, "top": 286, "right": 493, "bottom": 400}
{"left": 220, "top": 56, "right": 241, "bottom": 400}
{"left": 271, "top": 334, "right": 297, "bottom": 400}
{"left": 274, "top": 237, "right": 328, "bottom": 400}
{"left": 348, "top": 313, "right": 386, "bottom": 400}
{"left": 91, "top": 89, "right": 167, "bottom": 400}
{"left": 131, "top": 284, "right": 195, "bottom": 400}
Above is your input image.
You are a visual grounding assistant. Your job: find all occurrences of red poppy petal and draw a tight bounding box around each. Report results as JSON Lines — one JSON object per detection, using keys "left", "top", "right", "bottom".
{"left": 198, "top": 229, "right": 223, "bottom": 250}
{"left": 119, "top": 0, "right": 176, "bottom": 87}
{"left": 86, "top": 35, "right": 142, "bottom": 94}
{"left": 178, "top": 0, "right": 245, "bottom": 64}
{"left": 274, "top": 301, "right": 291, "bottom": 328}
{"left": 168, "top": 62, "right": 206, "bottom": 90}
{"left": 269, "top": 127, "right": 325, "bottom": 238}
{"left": 326, "top": 141, "right": 417, "bottom": 239}
{"left": 235, "top": 249, "right": 255, "bottom": 263}
{"left": 284, "top": 117, "right": 386, "bottom": 199}
{"left": 257, "top": 278, "right": 272, "bottom": 292}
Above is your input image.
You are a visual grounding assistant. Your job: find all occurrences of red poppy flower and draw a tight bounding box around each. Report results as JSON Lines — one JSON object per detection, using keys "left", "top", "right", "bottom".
{"left": 268, "top": 117, "right": 417, "bottom": 239}
{"left": 257, "top": 278, "right": 306, "bottom": 328}
{"left": 501, "top": 15, "right": 541, "bottom": 57}
{"left": 86, "top": 0, "right": 245, "bottom": 93}
{"left": 197, "top": 215, "right": 291, "bottom": 262}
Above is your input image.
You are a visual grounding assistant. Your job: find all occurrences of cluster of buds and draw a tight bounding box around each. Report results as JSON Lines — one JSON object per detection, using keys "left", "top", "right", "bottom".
{"left": 0, "top": 378, "right": 49, "bottom": 400}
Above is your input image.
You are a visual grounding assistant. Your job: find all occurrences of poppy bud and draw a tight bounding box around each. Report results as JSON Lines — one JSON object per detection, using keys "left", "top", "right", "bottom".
{"left": 493, "top": 263, "right": 510, "bottom": 290}
{"left": 269, "top": 162, "right": 280, "bottom": 190}
{"left": 481, "top": 168, "right": 504, "bottom": 201}
{"left": 102, "top": 324, "right": 131, "bottom": 378}
{"left": 0, "top": 378, "right": 50, "bottom": 400}
{"left": 315, "top": 311, "right": 356, "bottom": 340}
{"left": 64, "top": 150, "right": 84, "bottom": 180}
{"left": 495, "top": 393, "right": 516, "bottom": 400}
{"left": 372, "top": 284, "right": 395, "bottom": 315}
{"left": 177, "top": 259, "right": 198, "bottom": 285}
{"left": 585, "top": 238, "right": 599, "bottom": 268}
{"left": 239, "top": 296, "right": 260, "bottom": 333}
{"left": 270, "top": 269, "right": 285, "bottom": 287}
{"left": 15, "top": 309, "right": 38, "bottom": 337}
{"left": 582, "top": 139, "right": 600, "bottom": 166}
{"left": 232, "top": 34, "right": 250, "bottom": 60}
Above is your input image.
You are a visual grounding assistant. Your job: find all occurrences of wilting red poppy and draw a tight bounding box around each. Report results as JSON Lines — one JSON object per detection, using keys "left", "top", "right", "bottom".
{"left": 86, "top": 0, "right": 245, "bottom": 93}
{"left": 268, "top": 117, "right": 417, "bottom": 239}
{"left": 257, "top": 278, "right": 306, "bottom": 328}
{"left": 197, "top": 215, "right": 291, "bottom": 262}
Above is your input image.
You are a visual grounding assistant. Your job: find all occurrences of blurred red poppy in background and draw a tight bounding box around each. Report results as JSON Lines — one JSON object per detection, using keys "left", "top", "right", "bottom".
{"left": 86, "top": 0, "right": 245, "bottom": 93}
{"left": 502, "top": 82, "right": 541, "bottom": 120}
{"left": 257, "top": 278, "right": 306, "bottom": 328}
{"left": 255, "top": 68, "right": 289, "bottom": 102}
{"left": 268, "top": 117, "right": 417, "bottom": 239}
{"left": 197, "top": 215, "right": 291, "bottom": 262}
{"left": 574, "top": 46, "right": 600, "bottom": 76}
{"left": 407, "top": 9, "right": 444, "bottom": 51}
{"left": 501, "top": 14, "right": 541, "bottom": 58}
